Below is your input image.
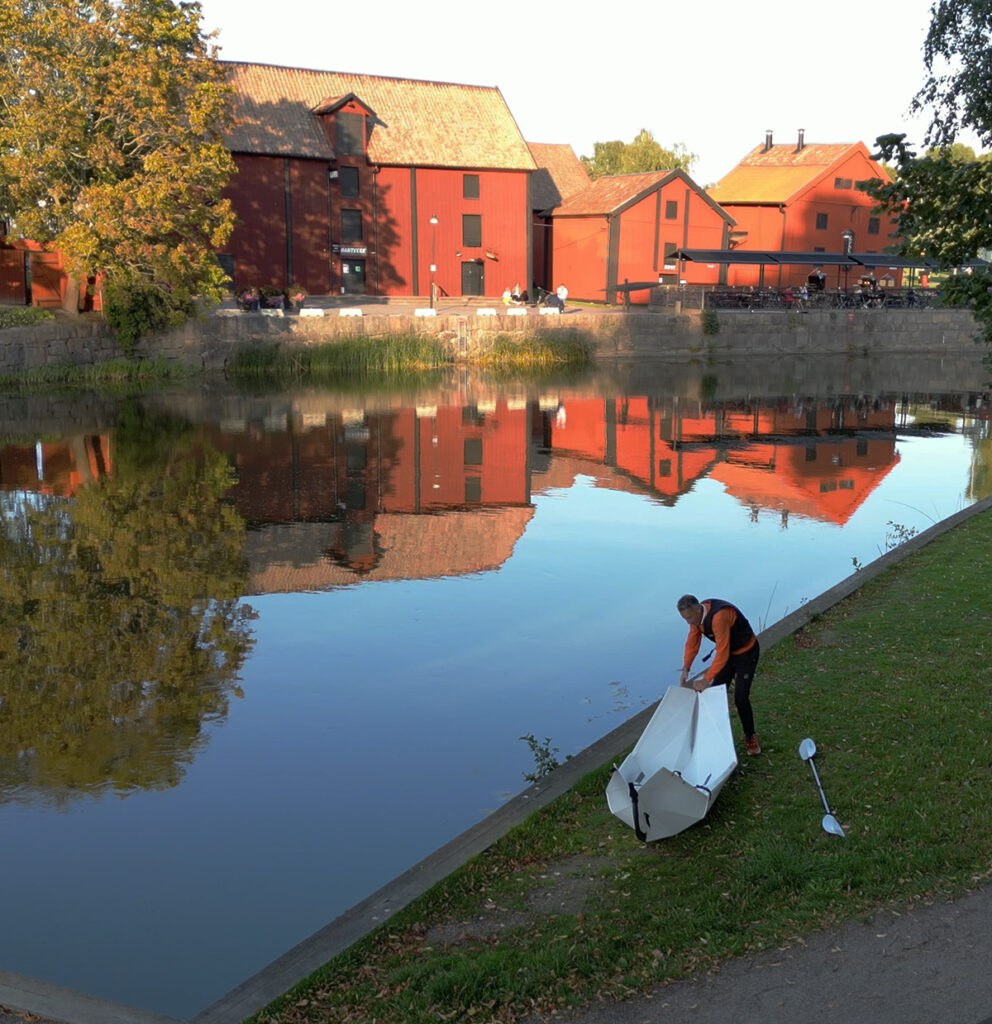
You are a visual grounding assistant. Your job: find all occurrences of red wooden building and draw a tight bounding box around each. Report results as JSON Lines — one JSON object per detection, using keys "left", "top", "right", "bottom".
{"left": 706, "top": 130, "right": 901, "bottom": 287}
{"left": 221, "top": 62, "right": 536, "bottom": 299}
{"left": 548, "top": 170, "right": 735, "bottom": 303}
{"left": 527, "top": 142, "right": 591, "bottom": 292}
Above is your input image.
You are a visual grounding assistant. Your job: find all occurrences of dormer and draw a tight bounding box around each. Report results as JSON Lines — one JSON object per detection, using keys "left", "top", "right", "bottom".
{"left": 312, "top": 93, "right": 379, "bottom": 158}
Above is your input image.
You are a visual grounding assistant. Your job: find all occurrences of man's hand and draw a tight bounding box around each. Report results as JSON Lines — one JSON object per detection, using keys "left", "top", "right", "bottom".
{"left": 692, "top": 678, "right": 710, "bottom": 693}
{"left": 679, "top": 668, "right": 689, "bottom": 688}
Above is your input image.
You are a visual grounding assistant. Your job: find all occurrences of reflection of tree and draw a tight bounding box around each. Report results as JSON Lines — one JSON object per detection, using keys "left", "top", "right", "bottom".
{"left": 0, "top": 408, "right": 253, "bottom": 805}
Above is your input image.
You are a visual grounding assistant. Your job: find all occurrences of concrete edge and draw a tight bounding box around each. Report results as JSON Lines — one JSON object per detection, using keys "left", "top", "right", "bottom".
{"left": 0, "top": 967, "right": 184, "bottom": 1024}
{"left": 189, "top": 493, "right": 992, "bottom": 1024}
{"left": 4, "top": 494, "right": 990, "bottom": 1024}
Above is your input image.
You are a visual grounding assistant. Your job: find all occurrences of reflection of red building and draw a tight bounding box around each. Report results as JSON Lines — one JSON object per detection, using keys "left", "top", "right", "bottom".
{"left": 209, "top": 399, "right": 530, "bottom": 576}
{"left": 711, "top": 437, "right": 900, "bottom": 524}
{"left": 541, "top": 395, "right": 900, "bottom": 521}
{"left": 0, "top": 437, "right": 111, "bottom": 496}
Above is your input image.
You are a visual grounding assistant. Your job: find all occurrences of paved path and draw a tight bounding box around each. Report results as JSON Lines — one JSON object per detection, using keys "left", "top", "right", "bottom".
{"left": 531, "top": 885, "right": 992, "bottom": 1024}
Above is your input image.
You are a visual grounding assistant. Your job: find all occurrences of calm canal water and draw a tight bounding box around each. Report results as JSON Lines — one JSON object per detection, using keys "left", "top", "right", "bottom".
{"left": 1, "top": 353, "right": 990, "bottom": 1018}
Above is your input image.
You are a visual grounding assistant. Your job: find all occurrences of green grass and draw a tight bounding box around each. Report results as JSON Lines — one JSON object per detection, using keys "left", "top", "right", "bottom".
{"left": 0, "top": 357, "right": 195, "bottom": 388}
{"left": 250, "top": 509, "right": 992, "bottom": 1024}
{"left": 226, "top": 337, "right": 449, "bottom": 381}
{"left": 0, "top": 305, "right": 55, "bottom": 329}
{"left": 226, "top": 332, "right": 593, "bottom": 383}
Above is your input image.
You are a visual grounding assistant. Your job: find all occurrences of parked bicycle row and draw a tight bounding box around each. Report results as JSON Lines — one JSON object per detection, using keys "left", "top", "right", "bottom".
{"left": 705, "top": 286, "right": 939, "bottom": 311}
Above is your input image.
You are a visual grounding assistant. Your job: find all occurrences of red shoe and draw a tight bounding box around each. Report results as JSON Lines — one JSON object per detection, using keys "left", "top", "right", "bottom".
{"left": 746, "top": 734, "right": 761, "bottom": 756}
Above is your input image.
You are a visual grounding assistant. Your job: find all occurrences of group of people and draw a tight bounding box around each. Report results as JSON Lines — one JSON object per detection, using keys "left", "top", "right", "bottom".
{"left": 501, "top": 282, "right": 569, "bottom": 311}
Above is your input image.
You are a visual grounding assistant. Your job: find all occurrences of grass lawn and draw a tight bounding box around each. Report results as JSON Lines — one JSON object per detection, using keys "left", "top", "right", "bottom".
{"left": 251, "top": 510, "right": 992, "bottom": 1024}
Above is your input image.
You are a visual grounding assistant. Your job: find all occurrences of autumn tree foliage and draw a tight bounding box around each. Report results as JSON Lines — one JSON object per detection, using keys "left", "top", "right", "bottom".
{"left": 581, "top": 129, "right": 696, "bottom": 180}
{"left": 0, "top": 0, "right": 236, "bottom": 323}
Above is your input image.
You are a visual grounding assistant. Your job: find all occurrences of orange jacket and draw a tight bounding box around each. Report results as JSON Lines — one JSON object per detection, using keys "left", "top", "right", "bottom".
{"left": 683, "top": 600, "right": 756, "bottom": 681}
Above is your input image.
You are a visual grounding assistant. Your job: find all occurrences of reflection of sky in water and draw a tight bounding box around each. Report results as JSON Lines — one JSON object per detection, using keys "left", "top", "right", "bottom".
{"left": 0, "top": 421, "right": 980, "bottom": 1018}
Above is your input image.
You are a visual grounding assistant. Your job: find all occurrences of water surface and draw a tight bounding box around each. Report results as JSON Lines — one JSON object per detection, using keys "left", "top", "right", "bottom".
{"left": 1, "top": 354, "right": 989, "bottom": 1017}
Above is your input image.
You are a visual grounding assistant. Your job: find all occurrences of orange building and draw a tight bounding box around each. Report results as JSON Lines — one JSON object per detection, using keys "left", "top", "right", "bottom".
{"left": 706, "top": 130, "right": 901, "bottom": 288}
{"left": 549, "top": 171, "right": 735, "bottom": 303}
{"left": 221, "top": 63, "right": 536, "bottom": 299}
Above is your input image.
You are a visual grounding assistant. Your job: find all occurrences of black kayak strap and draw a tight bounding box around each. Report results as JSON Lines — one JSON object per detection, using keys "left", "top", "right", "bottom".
{"left": 628, "top": 781, "right": 648, "bottom": 842}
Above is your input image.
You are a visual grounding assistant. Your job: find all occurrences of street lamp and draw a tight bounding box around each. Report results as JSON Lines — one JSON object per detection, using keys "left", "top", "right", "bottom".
{"left": 429, "top": 215, "right": 438, "bottom": 309}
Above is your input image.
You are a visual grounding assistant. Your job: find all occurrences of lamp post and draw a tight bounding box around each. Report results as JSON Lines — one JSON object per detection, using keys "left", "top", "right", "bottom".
{"left": 429, "top": 214, "right": 438, "bottom": 309}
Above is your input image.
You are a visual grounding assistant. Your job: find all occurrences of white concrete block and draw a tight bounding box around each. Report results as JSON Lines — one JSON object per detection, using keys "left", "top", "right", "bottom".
{"left": 539, "top": 306, "right": 561, "bottom": 315}
{"left": 415, "top": 308, "right": 438, "bottom": 317}
{"left": 506, "top": 307, "right": 528, "bottom": 316}
{"left": 299, "top": 307, "right": 325, "bottom": 317}
{"left": 337, "top": 308, "right": 362, "bottom": 317}
{"left": 476, "top": 308, "right": 498, "bottom": 316}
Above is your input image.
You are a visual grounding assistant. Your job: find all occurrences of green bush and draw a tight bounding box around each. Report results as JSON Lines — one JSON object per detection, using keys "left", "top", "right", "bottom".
{"left": 0, "top": 306, "right": 54, "bottom": 329}
{"left": 701, "top": 308, "right": 720, "bottom": 335}
{"left": 104, "top": 283, "right": 190, "bottom": 355}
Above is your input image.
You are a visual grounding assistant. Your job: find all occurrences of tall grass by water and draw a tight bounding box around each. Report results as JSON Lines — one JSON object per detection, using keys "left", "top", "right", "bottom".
{"left": 226, "top": 332, "right": 593, "bottom": 382}
{"left": 0, "top": 357, "right": 195, "bottom": 389}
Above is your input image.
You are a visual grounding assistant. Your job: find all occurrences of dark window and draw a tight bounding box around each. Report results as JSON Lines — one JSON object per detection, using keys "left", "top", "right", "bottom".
{"left": 665, "top": 200, "right": 678, "bottom": 220}
{"left": 463, "top": 174, "right": 480, "bottom": 199}
{"left": 815, "top": 212, "right": 829, "bottom": 230}
{"left": 462, "top": 213, "right": 482, "bottom": 247}
{"left": 813, "top": 246, "right": 826, "bottom": 252}
{"left": 462, "top": 405, "right": 485, "bottom": 426}
{"left": 663, "top": 241, "right": 678, "bottom": 269}
{"left": 867, "top": 216, "right": 880, "bottom": 235}
{"left": 341, "top": 209, "right": 363, "bottom": 242}
{"left": 339, "top": 166, "right": 359, "bottom": 198}
{"left": 336, "top": 112, "right": 365, "bottom": 156}
{"left": 834, "top": 177, "right": 853, "bottom": 189}
{"left": 464, "top": 438, "right": 483, "bottom": 465}
{"left": 658, "top": 459, "right": 672, "bottom": 477}
{"left": 346, "top": 443, "right": 367, "bottom": 470}
{"left": 464, "top": 477, "right": 482, "bottom": 502}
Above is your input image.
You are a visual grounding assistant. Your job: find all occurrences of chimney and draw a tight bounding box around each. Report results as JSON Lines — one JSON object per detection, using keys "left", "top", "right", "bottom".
{"left": 797, "top": 128, "right": 806, "bottom": 151}
{"left": 764, "top": 130, "right": 773, "bottom": 152}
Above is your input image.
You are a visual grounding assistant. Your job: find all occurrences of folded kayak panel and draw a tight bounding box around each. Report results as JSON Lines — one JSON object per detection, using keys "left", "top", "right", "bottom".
{"left": 606, "top": 684, "right": 738, "bottom": 841}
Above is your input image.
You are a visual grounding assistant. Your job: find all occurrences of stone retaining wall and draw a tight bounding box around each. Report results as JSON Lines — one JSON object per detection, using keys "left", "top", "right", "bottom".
{"left": 0, "top": 306, "right": 983, "bottom": 371}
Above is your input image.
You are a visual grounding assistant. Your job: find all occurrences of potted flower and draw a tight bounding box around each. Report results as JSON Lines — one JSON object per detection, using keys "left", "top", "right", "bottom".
{"left": 286, "top": 283, "right": 308, "bottom": 311}
{"left": 259, "top": 285, "right": 284, "bottom": 309}
{"left": 239, "top": 286, "right": 260, "bottom": 311}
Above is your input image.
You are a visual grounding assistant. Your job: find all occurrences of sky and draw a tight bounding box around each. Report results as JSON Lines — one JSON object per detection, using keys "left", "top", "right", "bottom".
{"left": 197, "top": 0, "right": 950, "bottom": 186}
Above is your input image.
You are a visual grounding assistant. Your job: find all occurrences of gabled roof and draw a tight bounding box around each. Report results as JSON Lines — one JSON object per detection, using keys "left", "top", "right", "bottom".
{"left": 708, "top": 141, "right": 880, "bottom": 204}
{"left": 527, "top": 142, "right": 591, "bottom": 211}
{"left": 311, "top": 93, "right": 377, "bottom": 118}
{"left": 553, "top": 169, "right": 734, "bottom": 223}
{"left": 223, "top": 61, "right": 537, "bottom": 170}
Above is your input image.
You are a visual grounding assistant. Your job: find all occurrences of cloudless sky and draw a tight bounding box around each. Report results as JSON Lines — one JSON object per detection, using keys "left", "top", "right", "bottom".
{"left": 197, "top": 0, "right": 955, "bottom": 186}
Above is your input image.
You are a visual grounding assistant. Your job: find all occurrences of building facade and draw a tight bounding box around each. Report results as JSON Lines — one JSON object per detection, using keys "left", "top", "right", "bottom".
{"left": 549, "top": 170, "right": 735, "bottom": 303}
{"left": 707, "top": 130, "right": 901, "bottom": 287}
{"left": 221, "top": 63, "right": 536, "bottom": 299}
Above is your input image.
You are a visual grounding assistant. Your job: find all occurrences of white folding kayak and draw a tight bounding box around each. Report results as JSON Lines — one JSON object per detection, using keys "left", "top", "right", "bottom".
{"left": 606, "top": 684, "right": 738, "bottom": 841}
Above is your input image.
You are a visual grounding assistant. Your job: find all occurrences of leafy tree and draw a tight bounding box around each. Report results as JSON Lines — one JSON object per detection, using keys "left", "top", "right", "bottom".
{"left": 913, "top": 0, "right": 992, "bottom": 150}
{"left": 0, "top": 408, "right": 254, "bottom": 804}
{"left": 581, "top": 130, "right": 696, "bottom": 179}
{"left": 0, "top": 0, "right": 236, "bottom": 318}
{"left": 861, "top": 1, "right": 992, "bottom": 339}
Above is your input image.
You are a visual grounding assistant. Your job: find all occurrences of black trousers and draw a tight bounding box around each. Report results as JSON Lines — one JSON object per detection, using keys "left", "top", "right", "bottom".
{"left": 712, "top": 640, "right": 759, "bottom": 738}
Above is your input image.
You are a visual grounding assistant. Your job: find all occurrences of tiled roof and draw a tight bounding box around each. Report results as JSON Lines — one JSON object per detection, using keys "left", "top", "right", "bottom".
{"left": 223, "top": 61, "right": 536, "bottom": 170}
{"left": 243, "top": 507, "right": 534, "bottom": 592}
{"left": 554, "top": 169, "right": 733, "bottom": 223}
{"left": 528, "top": 143, "right": 591, "bottom": 211}
{"left": 554, "top": 171, "right": 678, "bottom": 216}
{"left": 708, "top": 142, "right": 861, "bottom": 204}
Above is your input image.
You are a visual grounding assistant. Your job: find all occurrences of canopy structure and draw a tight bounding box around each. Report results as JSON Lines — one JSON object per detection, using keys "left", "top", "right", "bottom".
{"left": 672, "top": 249, "right": 937, "bottom": 270}
{"left": 606, "top": 684, "right": 737, "bottom": 841}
